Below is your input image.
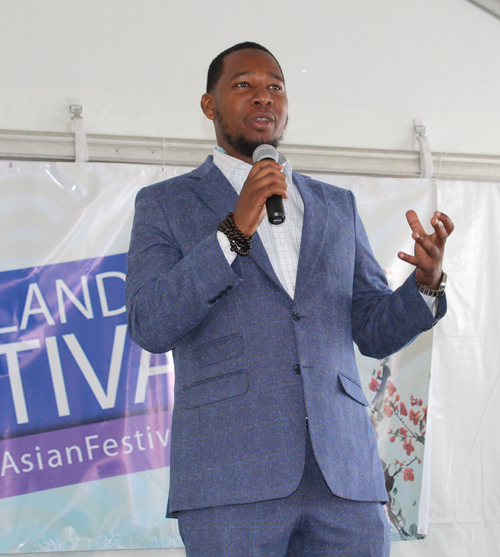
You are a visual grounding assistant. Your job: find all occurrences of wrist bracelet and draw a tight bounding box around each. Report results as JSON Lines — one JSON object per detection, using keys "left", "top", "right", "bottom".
{"left": 415, "top": 272, "right": 447, "bottom": 297}
{"left": 218, "top": 213, "right": 254, "bottom": 256}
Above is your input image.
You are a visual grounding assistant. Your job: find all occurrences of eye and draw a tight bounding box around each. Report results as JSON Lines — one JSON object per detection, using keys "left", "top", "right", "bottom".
{"left": 235, "top": 81, "right": 250, "bottom": 88}
{"left": 269, "top": 84, "right": 283, "bottom": 91}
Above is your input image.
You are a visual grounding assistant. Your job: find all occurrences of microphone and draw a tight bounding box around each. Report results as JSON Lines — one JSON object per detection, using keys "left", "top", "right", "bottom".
{"left": 252, "top": 144, "right": 286, "bottom": 225}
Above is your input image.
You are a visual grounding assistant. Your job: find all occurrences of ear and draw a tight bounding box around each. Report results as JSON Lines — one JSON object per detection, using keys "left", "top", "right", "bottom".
{"left": 200, "top": 93, "right": 216, "bottom": 120}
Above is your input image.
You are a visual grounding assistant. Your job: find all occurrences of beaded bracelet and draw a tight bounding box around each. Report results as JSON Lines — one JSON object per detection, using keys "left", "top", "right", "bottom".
{"left": 217, "top": 212, "right": 254, "bottom": 256}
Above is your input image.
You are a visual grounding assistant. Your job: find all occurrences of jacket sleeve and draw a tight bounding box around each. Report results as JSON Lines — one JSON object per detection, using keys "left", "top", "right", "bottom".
{"left": 349, "top": 191, "right": 446, "bottom": 359}
{"left": 125, "top": 185, "right": 243, "bottom": 354}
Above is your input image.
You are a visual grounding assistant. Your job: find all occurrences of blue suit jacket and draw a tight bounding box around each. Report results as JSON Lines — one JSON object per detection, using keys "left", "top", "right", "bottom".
{"left": 126, "top": 156, "right": 445, "bottom": 515}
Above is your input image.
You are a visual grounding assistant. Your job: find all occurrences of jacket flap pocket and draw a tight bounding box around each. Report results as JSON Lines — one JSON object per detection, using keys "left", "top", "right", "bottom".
{"left": 194, "top": 334, "right": 244, "bottom": 367}
{"left": 338, "top": 372, "right": 369, "bottom": 406}
{"left": 176, "top": 369, "right": 248, "bottom": 409}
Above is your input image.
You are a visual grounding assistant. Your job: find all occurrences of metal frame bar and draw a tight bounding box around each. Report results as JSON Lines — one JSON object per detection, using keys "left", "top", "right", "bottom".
{"left": 1, "top": 129, "right": 499, "bottom": 181}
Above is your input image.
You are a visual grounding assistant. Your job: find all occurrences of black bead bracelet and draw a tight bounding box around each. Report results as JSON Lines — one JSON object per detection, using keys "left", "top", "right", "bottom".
{"left": 217, "top": 213, "right": 254, "bottom": 256}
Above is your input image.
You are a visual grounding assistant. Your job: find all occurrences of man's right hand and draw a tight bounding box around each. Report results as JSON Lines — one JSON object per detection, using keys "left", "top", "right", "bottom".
{"left": 232, "top": 160, "right": 288, "bottom": 236}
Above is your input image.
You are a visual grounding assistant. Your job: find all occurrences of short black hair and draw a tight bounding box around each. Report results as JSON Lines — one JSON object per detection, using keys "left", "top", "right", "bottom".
{"left": 206, "top": 42, "right": 284, "bottom": 93}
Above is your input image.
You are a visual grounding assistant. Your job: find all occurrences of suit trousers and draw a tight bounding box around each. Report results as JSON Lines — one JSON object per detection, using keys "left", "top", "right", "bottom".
{"left": 177, "top": 426, "right": 391, "bottom": 557}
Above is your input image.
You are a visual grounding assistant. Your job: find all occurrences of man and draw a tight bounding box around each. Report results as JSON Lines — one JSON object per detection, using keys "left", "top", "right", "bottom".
{"left": 126, "top": 42, "right": 453, "bottom": 556}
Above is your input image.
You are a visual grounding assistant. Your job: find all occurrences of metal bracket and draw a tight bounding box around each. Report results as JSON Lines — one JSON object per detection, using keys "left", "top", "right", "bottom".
{"left": 70, "top": 99, "right": 89, "bottom": 163}
{"left": 414, "top": 119, "right": 434, "bottom": 179}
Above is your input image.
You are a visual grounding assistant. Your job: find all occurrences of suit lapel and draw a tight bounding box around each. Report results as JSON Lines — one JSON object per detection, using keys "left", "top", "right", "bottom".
{"left": 188, "top": 157, "right": 284, "bottom": 293}
{"left": 293, "top": 172, "right": 329, "bottom": 300}
{"left": 188, "top": 157, "right": 238, "bottom": 221}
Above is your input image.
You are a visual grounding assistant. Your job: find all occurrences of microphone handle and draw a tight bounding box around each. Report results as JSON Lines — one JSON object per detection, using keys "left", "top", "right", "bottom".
{"left": 266, "top": 194, "right": 285, "bottom": 225}
{"left": 259, "top": 156, "right": 285, "bottom": 225}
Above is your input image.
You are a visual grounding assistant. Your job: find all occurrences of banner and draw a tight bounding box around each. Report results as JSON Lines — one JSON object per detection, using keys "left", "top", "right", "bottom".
{"left": 0, "top": 162, "right": 185, "bottom": 553}
{"left": 0, "top": 254, "right": 173, "bottom": 497}
{"left": 0, "top": 162, "right": 436, "bottom": 551}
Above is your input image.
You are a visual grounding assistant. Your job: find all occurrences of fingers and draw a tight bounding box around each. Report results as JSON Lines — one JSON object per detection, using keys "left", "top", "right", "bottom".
{"left": 397, "top": 251, "right": 418, "bottom": 266}
{"left": 232, "top": 161, "right": 287, "bottom": 235}
{"left": 400, "top": 211, "right": 440, "bottom": 264}
{"left": 398, "top": 238, "right": 438, "bottom": 267}
{"left": 430, "top": 215, "right": 447, "bottom": 248}
{"left": 426, "top": 211, "right": 454, "bottom": 250}
{"left": 248, "top": 159, "right": 283, "bottom": 181}
{"left": 413, "top": 231, "right": 440, "bottom": 256}
{"left": 433, "top": 211, "right": 455, "bottom": 236}
{"left": 256, "top": 165, "right": 286, "bottom": 182}
{"left": 246, "top": 161, "right": 288, "bottom": 199}
{"left": 406, "top": 210, "right": 454, "bottom": 243}
{"left": 398, "top": 245, "right": 441, "bottom": 287}
{"left": 399, "top": 209, "right": 452, "bottom": 289}
{"left": 405, "top": 210, "right": 426, "bottom": 236}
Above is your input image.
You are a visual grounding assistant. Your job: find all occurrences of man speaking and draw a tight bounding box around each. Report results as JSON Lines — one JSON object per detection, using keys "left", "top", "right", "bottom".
{"left": 126, "top": 42, "right": 453, "bottom": 556}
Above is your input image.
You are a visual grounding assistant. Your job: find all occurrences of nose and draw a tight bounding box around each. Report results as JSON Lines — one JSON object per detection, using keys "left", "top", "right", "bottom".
{"left": 251, "top": 85, "right": 272, "bottom": 106}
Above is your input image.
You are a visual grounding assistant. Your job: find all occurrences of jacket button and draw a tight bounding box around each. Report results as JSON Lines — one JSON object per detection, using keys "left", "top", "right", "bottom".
{"left": 292, "top": 312, "right": 301, "bottom": 322}
{"left": 293, "top": 364, "right": 301, "bottom": 374}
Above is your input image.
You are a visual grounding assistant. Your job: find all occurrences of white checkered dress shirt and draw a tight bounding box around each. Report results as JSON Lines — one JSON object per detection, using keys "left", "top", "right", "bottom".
{"left": 214, "top": 148, "right": 303, "bottom": 299}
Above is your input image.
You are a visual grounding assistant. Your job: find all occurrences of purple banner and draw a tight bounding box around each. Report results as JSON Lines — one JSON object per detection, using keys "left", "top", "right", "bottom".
{"left": 0, "top": 253, "right": 173, "bottom": 442}
{"left": 0, "top": 410, "right": 171, "bottom": 499}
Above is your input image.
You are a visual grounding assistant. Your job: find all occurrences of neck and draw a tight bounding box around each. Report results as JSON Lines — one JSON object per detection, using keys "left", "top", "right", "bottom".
{"left": 217, "top": 142, "right": 253, "bottom": 164}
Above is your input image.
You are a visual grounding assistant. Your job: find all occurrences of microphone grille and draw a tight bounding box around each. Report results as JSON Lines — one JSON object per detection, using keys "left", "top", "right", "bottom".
{"left": 252, "top": 144, "right": 279, "bottom": 164}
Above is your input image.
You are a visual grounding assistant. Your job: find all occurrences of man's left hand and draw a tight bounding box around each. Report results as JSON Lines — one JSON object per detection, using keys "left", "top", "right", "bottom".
{"left": 398, "top": 210, "right": 454, "bottom": 290}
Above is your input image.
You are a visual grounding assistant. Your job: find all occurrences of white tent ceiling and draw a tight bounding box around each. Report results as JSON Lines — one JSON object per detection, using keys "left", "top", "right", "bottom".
{"left": 467, "top": 0, "right": 500, "bottom": 19}
{"left": 0, "top": 0, "right": 499, "bottom": 164}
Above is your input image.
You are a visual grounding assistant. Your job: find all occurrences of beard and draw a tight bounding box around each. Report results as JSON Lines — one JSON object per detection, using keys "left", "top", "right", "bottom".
{"left": 216, "top": 112, "right": 287, "bottom": 159}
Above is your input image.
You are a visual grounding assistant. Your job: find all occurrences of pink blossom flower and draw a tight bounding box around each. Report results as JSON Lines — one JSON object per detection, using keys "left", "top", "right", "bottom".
{"left": 403, "top": 439, "right": 415, "bottom": 456}
{"left": 399, "top": 402, "right": 408, "bottom": 416}
{"left": 404, "top": 468, "right": 415, "bottom": 482}
{"left": 410, "top": 409, "right": 420, "bottom": 425}
{"left": 369, "top": 377, "right": 381, "bottom": 392}
{"left": 386, "top": 381, "right": 397, "bottom": 397}
{"left": 412, "top": 411, "right": 420, "bottom": 426}
{"left": 383, "top": 404, "right": 393, "bottom": 418}
{"left": 411, "top": 395, "right": 420, "bottom": 406}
